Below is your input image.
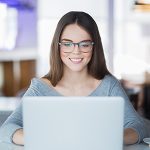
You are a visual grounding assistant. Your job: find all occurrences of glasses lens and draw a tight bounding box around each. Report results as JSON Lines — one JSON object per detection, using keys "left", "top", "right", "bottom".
{"left": 59, "top": 42, "right": 73, "bottom": 53}
{"left": 62, "top": 42, "right": 73, "bottom": 47}
{"left": 79, "top": 42, "right": 93, "bottom": 52}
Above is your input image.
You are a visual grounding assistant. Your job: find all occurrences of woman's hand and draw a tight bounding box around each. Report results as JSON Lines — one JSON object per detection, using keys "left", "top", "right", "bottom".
{"left": 12, "top": 128, "right": 138, "bottom": 146}
{"left": 12, "top": 129, "right": 24, "bottom": 145}
{"left": 124, "top": 128, "right": 139, "bottom": 145}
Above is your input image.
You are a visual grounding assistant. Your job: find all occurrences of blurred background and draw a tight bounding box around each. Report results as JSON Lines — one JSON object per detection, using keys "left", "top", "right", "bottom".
{"left": 0, "top": 0, "right": 150, "bottom": 121}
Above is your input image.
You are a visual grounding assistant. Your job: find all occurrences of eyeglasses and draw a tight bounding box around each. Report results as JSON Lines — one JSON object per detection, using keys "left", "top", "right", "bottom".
{"left": 58, "top": 41, "right": 94, "bottom": 53}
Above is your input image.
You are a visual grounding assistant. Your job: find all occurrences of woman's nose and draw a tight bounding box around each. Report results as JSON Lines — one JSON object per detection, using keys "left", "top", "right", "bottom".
{"left": 72, "top": 44, "right": 81, "bottom": 54}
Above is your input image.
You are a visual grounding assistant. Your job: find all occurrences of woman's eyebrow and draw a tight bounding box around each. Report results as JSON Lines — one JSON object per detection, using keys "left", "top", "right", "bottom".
{"left": 61, "top": 39, "right": 92, "bottom": 42}
{"left": 61, "top": 39, "right": 72, "bottom": 42}
{"left": 81, "top": 40, "right": 92, "bottom": 42}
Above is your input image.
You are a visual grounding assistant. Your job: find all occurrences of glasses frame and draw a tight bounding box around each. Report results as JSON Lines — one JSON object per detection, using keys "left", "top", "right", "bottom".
{"left": 58, "top": 41, "right": 94, "bottom": 53}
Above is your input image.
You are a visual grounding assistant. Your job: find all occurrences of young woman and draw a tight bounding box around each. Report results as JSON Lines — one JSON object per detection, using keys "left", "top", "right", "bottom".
{"left": 0, "top": 11, "right": 147, "bottom": 145}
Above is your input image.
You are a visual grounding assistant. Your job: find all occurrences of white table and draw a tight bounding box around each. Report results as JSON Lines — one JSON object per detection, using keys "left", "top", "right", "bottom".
{"left": 0, "top": 97, "right": 20, "bottom": 111}
{"left": 0, "top": 97, "right": 21, "bottom": 126}
{"left": 0, "top": 142, "right": 149, "bottom": 150}
{"left": 124, "top": 143, "right": 150, "bottom": 150}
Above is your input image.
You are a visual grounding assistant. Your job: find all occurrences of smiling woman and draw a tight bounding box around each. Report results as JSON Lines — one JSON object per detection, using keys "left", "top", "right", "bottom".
{"left": 0, "top": 11, "right": 148, "bottom": 146}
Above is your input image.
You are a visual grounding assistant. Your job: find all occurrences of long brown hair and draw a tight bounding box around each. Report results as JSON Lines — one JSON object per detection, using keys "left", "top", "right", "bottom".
{"left": 44, "top": 11, "right": 110, "bottom": 86}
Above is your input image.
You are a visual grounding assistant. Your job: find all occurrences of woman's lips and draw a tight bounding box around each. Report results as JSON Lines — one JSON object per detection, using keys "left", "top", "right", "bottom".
{"left": 69, "top": 58, "right": 83, "bottom": 64}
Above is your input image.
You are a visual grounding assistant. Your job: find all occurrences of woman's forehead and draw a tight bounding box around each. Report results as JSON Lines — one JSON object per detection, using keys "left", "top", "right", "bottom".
{"left": 60, "top": 24, "right": 92, "bottom": 42}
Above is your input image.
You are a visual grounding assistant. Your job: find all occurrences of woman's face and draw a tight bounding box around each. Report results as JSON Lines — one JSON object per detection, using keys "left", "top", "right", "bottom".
{"left": 59, "top": 24, "right": 93, "bottom": 73}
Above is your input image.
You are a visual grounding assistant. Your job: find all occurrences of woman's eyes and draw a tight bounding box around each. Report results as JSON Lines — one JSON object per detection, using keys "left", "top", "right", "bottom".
{"left": 80, "top": 43, "right": 90, "bottom": 47}
{"left": 63, "top": 43, "right": 73, "bottom": 47}
{"left": 61, "top": 42, "right": 92, "bottom": 48}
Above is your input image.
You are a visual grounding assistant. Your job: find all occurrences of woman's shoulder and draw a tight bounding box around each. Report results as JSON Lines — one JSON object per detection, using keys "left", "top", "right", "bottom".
{"left": 102, "top": 74, "right": 120, "bottom": 86}
{"left": 32, "top": 77, "right": 54, "bottom": 91}
{"left": 102, "top": 74, "right": 126, "bottom": 95}
{"left": 40, "top": 77, "right": 53, "bottom": 86}
{"left": 30, "top": 77, "right": 52, "bottom": 87}
{"left": 91, "top": 74, "right": 120, "bottom": 96}
{"left": 23, "top": 77, "right": 59, "bottom": 96}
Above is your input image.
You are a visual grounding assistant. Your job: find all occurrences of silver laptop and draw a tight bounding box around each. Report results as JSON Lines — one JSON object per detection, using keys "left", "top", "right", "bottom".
{"left": 23, "top": 97, "right": 124, "bottom": 150}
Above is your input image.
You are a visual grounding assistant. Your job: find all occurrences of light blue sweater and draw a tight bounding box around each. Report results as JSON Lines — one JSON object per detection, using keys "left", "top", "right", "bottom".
{"left": 0, "top": 75, "right": 147, "bottom": 143}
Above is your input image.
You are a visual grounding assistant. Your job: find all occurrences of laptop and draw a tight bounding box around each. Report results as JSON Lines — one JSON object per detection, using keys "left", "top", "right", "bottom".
{"left": 23, "top": 96, "right": 124, "bottom": 150}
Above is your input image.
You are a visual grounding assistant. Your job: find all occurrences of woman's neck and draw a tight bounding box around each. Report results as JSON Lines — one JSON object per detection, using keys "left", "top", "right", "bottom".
{"left": 55, "top": 70, "right": 101, "bottom": 96}
{"left": 60, "top": 70, "right": 92, "bottom": 87}
{"left": 53, "top": 68, "right": 101, "bottom": 96}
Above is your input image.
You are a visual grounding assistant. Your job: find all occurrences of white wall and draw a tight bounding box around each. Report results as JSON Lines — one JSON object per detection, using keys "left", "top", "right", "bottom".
{"left": 113, "top": 0, "right": 150, "bottom": 81}
{"left": 38, "top": 0, "right": 108, "bottom": 19}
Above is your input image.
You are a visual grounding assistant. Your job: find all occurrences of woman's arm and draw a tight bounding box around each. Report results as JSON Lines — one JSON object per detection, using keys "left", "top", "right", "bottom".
{"left": 0, "top": 103, "right": 23, "bottom": 144}
{"left": 0, "top": 79, "right": 41, "bottom": 144}
{"left": 110, "top": 77, "right": 147, "bottom": 144}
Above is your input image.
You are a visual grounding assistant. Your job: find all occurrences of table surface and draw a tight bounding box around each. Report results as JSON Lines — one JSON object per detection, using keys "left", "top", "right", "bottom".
{"left": 0, "top": 142, "right": 149, "bottom": 150}
{"left": 0, "top": 97, "right": 20, "bottom": 111}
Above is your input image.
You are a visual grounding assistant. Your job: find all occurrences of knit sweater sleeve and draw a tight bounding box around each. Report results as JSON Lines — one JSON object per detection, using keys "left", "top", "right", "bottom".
{"left": 0, "top": 83, "right": 41, "bottom": 144}
{"left": 109, "top": 80, "right": 147, "bottom": 143}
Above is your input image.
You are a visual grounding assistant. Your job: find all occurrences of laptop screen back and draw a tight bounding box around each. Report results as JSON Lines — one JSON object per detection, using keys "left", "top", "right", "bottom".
{"left": 23, "top": 96, "right": 124, "bottom": 150}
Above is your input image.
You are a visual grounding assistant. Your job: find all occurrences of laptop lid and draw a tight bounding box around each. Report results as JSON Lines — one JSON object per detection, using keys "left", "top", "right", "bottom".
{"left": 23, "top": 96, "right": 124, "bottom": 150}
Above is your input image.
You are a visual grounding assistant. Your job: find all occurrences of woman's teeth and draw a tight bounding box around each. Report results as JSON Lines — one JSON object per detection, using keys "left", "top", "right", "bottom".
{"left": 70, "top": 58, "right": 82, "bottom": 63}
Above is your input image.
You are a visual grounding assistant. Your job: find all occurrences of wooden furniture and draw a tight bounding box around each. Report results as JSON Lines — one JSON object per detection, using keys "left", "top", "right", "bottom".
{"left": 143, "top": 84, "right": 150, "bottom": 119}
{"left": 0, "top": 49, "right": 37, "bottom": 96}
{"left": 121, "top": 75, "right": 150, "bottom": 119}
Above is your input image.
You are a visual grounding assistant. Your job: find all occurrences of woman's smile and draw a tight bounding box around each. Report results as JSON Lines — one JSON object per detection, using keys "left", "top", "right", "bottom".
{"left": 69, "top": 58, "right": 83, "bottom": 64}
